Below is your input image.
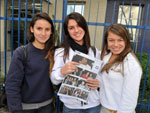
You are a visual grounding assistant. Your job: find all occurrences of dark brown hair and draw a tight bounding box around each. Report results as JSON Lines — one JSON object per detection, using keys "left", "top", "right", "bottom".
{"left": 60, "top": 12, "right": 91, "bottom": 61}
{"left": 101, "top": 24, "right": 132, "bottom": 73}
{"left": 28, "top": 12, "right": 55, "bottom": 75}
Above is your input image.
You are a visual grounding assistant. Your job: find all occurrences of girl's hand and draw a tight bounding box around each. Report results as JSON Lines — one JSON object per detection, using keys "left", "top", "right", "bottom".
{"left": 61, "top": 61, "right": 79, "bottom": 75}
{"left": 86, "top": 78, "right": 99, "bottom": 90}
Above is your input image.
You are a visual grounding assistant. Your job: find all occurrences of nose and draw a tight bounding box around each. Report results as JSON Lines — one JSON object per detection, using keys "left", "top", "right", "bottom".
{"left": 74, "top": 27, "right": 79, "bottom": 32}
{"left": 114, "top": 41, "right": 118, "bottom": 46}
{"left": 41, "top": 30, "right": 46, "bottom": 35}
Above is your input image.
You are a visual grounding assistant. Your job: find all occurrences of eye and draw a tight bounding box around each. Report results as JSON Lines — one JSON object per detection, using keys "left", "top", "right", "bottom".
{"left": 37, "top": 27, "right": 42, "bottom": 30}
{"left": 46, "top": 28, "right": 50, "bottom": 31}
{"left": 68, "top": 26, "right": 74, "bottom": 30}
{"left": 108, "top": 39, "right": 114, "bottom": 42}
{"left": 118, "top": 39, "right": 124, "bottom": 42}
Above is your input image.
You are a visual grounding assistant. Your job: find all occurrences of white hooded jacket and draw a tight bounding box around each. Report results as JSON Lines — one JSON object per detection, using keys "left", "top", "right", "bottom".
{"left": 51, "top": 47, "right": 101, "bottom": 109}
{"left": 99, "top": 52, "right": 142, "bottom": 113}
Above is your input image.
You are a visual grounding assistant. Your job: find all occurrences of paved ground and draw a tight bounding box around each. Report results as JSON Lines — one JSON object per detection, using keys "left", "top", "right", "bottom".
{"left": 0, "top": 106, "right": 10, "bottom": 113}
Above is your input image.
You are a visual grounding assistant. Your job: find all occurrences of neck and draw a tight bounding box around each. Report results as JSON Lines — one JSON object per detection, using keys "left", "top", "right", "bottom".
{"left": 70, "top": 39, "right": 88, "bottom": 54}
{"left": 32, "top": 42, "right": 45, "bottom": 49}
{"left": 109, "top": 54, "right": 118, "bottom": 63}
{"left": 75, "top": 41, "right": 84, "bottom": 46}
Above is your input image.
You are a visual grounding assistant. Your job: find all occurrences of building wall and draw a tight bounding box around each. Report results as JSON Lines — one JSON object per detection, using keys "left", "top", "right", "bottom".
{"left": 0, "top": 0, "right": 108, "bottom": 51}
{"left": 84, "top": 0, "right": 107, "bottom": 49}
{"left": 105, "top": 0, "right": 150, "bottom": 52}
{"left": 43, "top": 0, "right": 107, "bottom": 50}
{"left": 0, "top": 0, "right": 5, "bottom": 51}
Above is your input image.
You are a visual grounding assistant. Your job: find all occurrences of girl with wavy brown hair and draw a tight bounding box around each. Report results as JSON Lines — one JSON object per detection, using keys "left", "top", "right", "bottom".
{"left": 99, "top": 24, "right": 142, "bottom": 113}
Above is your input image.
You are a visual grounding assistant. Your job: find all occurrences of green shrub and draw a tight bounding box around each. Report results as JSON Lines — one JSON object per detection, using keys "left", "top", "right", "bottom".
{"left": 136, "top": 53, "right": 150, "bottom": 91}
{"left": 135, "top": 53, "right": 150, "bottom": 112}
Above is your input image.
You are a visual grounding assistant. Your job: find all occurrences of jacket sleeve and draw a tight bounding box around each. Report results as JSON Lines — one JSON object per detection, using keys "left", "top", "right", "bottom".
{"left": 51, "top": 48, "right": 66, "bottom": 85}
{"left": 117, "top": 55, "right": 142, "bottom": 113}
{"left": 5, "top": 47, "right": 25, "bottom": 113}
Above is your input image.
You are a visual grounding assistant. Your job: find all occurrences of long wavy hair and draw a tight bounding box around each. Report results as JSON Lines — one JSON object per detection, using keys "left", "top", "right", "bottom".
{"left": 101, "top": 24, "right": 132, "bottom": 73}
{"left": 28, "top": 12, "right": 55, "bottom": 75}
{"left": 60, "top": 12, "right": 91, "bottom": 61}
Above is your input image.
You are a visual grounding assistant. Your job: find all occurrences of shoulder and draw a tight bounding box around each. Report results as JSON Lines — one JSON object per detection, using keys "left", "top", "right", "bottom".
{"left": 124, "top": 52, "right": 142, "bottom": 71}
{"left": 13, "top": 43, "right": 31, "bottom": 59}
{"left": 15, "top": 43, "right": 30, "bottom": 53}
{"left": 124, "top": 52, "right": 139, "bottom": 64}
{"left": 9, "top": 46, "right": 27, "bottom": 64}
{"left": 13, "top": 46, "right": 25, "bottom": 57}
{"left": 54, "top": 47, "right": 64, "bottom": 57}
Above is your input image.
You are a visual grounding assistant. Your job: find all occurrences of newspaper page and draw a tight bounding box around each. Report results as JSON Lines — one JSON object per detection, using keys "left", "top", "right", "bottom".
{"left": 57, "top": 50, "right": 102, "bottom": 102}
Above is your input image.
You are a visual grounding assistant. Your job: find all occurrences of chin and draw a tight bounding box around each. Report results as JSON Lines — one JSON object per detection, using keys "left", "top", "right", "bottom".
{"left": 112, "top": 51, "right": 122, "bottom": 55}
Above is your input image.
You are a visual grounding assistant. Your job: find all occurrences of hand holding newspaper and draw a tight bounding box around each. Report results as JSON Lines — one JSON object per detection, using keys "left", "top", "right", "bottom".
{"left": 58, "top": 51, "right": 102, "bottom": 102}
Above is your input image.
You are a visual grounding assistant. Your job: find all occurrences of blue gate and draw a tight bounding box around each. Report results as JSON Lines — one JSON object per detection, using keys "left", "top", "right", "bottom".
{"left": 0, "top": 0, "right": 150, "bottom": 113}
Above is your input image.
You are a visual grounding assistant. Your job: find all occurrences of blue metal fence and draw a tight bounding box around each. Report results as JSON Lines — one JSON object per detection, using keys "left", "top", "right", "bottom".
{"left": 0, "top": 0, "right": 150, "bottom": 113}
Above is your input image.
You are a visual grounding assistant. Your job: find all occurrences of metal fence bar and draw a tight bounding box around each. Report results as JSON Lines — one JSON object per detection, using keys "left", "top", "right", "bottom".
{"left": 61, "top": 0, "right": 68, "bottom": 41}
{"left": 87, "top": 0, "right": 91, "bottom": 22}
{"left": 81, "top": 0, "right": 84, "bottom": 15}
{"left": 140, "top": 3, "right": 149, "bottom": 61}
{"left": 4, "top": 0, "right": 8, "bottom": 76}
{"left": 147, "top": 96, "right": 150, "bottom": 113}
{"left": 112, "top": 0, "right": 116, "bottom": 23}
{"left": 54, "top": 0, "right": 58, "bottom": 24}
{"left": 1, "top": 15, "right": 150, "bottom": 30}
{"left": 10, "top": 0, "right": 14, "bottom": 56}
{"left": 24, "top": 0, "right": 28, "bottom": 45}
{"left": 73, "top": 0, "right": 76, "bottom": 12}
{"left": 47, "top": 0, "right": 50, "bottom": 14}
{"left": 40, "top": 0, "right": 43, "bottom": 12}
{"left": 18, "top": 0, "right": 21, "bottom": 47}
{"left": 133, "top": 3, "right": 141, "bottom": 52}
{"left": 0, "top": 0, "right": 1, "bottom": 80}
{"left": 32, "top": 0, "right": 35, "bottom": 16}
{"left": 127, "top": 2, "right": 132, "bottom": 25}
{"left": 139, "top": 49, "right": 150, "bottom": 112}
{"left": 119, "top": 1, "right": 124, "bottom": 24}
{"left": 0, "top": 0, "right": 1, "bottom": 76}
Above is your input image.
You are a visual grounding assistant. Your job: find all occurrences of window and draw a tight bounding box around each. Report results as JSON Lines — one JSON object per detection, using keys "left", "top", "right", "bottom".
{"left": 67, "top": 4, "right": 84, "bottom": 15}
{"left": 118, "top": 5, "right": 142, "bottom": 42}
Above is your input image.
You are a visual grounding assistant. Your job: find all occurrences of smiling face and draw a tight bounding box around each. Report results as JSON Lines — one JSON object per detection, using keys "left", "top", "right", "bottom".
{"left": 67, "top": 19, "right": 85, "bottom": 45}
{"left": 30, "top": 19, "right": 52, "bottom": 49}
{"left": 80, "top": 58, "right": 88, "bottom": 65}
{"left": 107, "top": 31, "right": 125, "bottom": 55}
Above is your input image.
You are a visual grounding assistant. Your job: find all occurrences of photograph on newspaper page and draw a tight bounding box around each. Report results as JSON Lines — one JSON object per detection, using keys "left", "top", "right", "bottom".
{"left": 58, "top": 51, "right": 102, "bottom": 102}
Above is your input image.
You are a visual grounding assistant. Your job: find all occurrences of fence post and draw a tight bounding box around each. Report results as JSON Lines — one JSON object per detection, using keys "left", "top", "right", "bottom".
{"left": 61, "top": 0, "right": 68, "bottom": 41}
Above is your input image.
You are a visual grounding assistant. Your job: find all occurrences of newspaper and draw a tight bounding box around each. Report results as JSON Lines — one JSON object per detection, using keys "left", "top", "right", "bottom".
{"left": 57, "top": 50, "right": 102, "bottom": 102}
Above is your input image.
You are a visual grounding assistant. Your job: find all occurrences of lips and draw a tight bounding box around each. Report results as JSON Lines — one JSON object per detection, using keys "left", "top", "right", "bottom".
{"left": 112, "top": 47, "right": 123, "bottom": 54}
{"left": 113, "top": 48, "right": 120, "bottom": 51}
{"left": 74, "top": 33, "right": 82, "bottom": 37}
{"left": 39, "top": 37, "right": 47, "bottom": 40}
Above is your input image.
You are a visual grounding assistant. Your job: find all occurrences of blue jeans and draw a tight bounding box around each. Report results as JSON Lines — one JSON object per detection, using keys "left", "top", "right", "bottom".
{"left": 22, "top": 103, "right": 54, "bottom": 113}
{"left": 63, "top": 104, "right": 101, "bottom": 113}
